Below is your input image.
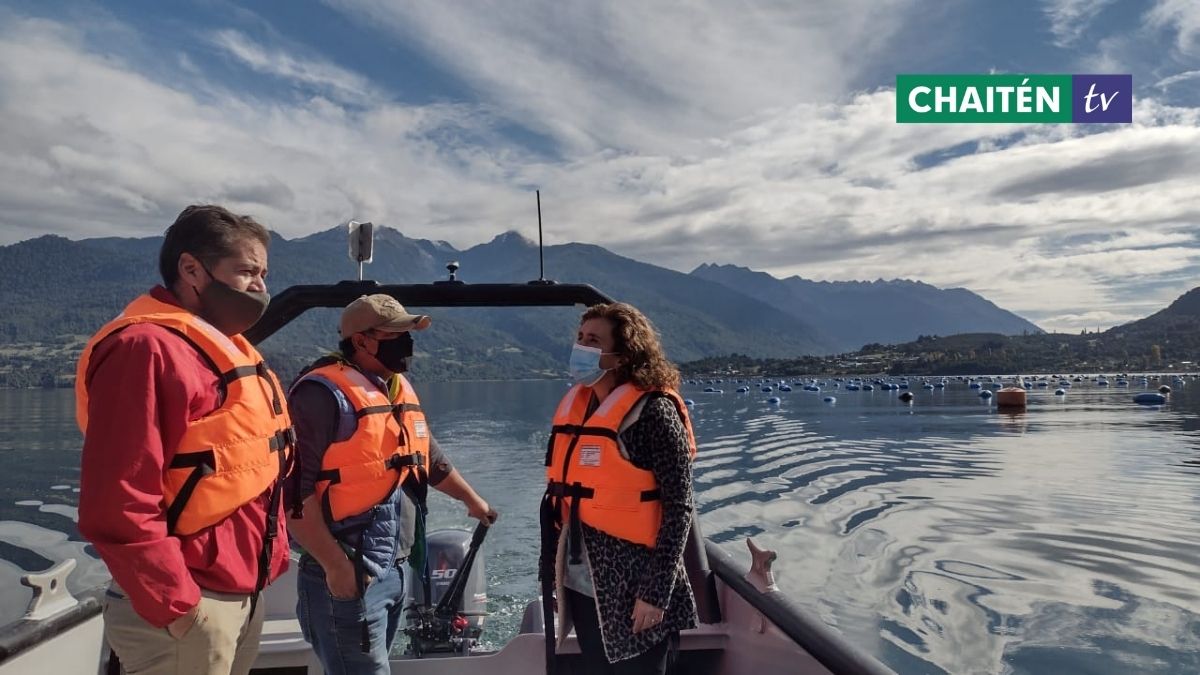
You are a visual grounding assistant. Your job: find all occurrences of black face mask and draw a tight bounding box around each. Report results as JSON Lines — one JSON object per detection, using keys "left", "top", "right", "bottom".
{"left": 373, "top": 332, "right": 414, "bottom": 373}
{"left": 191, "top": 264, "right": 270, "bottom": 337}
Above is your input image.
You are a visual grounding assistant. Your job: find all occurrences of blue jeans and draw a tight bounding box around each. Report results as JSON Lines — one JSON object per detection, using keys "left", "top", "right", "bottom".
{"left": 297, "top": 556, "right": 406, "bottom": 675}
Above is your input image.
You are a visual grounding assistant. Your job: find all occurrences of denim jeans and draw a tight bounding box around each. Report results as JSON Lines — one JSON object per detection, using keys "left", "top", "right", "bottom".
{"left": 297, "top": 556, "right": 406, "bottom": 675}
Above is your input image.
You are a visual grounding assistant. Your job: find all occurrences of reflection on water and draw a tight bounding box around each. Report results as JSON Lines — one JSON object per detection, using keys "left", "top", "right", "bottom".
{"left": 2, "top": 378, "right": 1200, "bottom": 674}
{"left": 687, "top": 378, "right": 1200, "bottom": 674}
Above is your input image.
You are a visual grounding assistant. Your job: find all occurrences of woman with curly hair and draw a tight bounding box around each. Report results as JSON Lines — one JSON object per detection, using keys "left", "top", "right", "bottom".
{"left": 541, "top": 302, "right": 698, "bottom": 674}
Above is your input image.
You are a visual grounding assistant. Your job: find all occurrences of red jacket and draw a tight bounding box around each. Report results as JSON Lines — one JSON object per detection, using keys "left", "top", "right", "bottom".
{"left": 77, "top": 287, "right": 289, "bottom": 628}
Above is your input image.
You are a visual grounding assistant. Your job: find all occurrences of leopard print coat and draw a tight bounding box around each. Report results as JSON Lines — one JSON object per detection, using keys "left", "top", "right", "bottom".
{"left": 546, "top": 394, "right": 698, "bottom": 663}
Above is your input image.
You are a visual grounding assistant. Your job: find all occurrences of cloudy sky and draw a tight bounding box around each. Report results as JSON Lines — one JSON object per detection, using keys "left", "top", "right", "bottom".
{"left": 1, "top": 0, "right": 1198, "bottom": 332}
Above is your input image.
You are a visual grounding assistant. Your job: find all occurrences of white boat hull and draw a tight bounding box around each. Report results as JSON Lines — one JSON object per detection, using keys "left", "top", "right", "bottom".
{"left": 0, "top": 538, "right": 893, "bottom": 675}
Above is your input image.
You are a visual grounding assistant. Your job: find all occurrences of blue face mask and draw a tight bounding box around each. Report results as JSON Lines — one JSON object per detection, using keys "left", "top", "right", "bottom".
{"left": 568, "top": 343, "right": 613, "bottom": 386}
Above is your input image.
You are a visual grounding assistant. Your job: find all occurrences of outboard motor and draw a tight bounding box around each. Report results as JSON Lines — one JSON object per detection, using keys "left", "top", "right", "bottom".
{"left": 405, "top": 523, "right": 489, "bottom": 656}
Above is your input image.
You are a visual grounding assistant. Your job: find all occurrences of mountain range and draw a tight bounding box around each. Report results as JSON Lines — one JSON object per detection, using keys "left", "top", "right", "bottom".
{"left": 0, "top": 226, "right": 1042, "bottom": 385}
{"left": 865, "top": 286, "right": 1200, "bottom": 375}
{"left": 691, "top": 264, "right": 1040, "bottom": 350}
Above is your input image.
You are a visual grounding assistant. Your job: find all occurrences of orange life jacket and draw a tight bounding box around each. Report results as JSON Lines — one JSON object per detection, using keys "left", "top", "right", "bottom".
{"left": 298, "top": 363, "right": 431, "bottom": 523}
{"left": 545, "top": 382, "right": 697, "bottom": 548}
{"left": 75, "top": 293, "right": 294, "bottom": 536}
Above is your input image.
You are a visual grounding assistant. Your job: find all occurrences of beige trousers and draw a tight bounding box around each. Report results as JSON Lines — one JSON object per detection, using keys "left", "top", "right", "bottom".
{"left": 103, "top": 586, "right": 264, "bottom": 675}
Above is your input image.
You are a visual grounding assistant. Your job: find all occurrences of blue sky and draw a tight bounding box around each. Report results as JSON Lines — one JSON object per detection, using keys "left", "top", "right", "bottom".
{"left": 1, "top": 0, "right": 1198, "bottom": 332}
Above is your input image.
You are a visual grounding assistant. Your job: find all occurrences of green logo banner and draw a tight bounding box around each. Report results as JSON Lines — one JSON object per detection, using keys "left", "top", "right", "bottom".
{"left": 897, "top": 74, "right": 1073, "bottom": 123}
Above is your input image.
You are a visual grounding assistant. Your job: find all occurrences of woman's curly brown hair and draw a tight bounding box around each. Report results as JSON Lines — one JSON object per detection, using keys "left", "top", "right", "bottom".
{"left": 581, "top": 302, "right": 680, "bottom": 391}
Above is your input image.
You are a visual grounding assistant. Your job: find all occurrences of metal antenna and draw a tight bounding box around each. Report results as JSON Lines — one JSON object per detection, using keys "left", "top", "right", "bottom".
{"left": 537, "top": 190, "right": 545, "bottom": 281}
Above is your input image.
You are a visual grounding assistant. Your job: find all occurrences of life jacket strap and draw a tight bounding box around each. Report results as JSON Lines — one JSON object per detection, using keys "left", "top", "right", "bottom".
{"left": 165, "top": 450, "right": 217, "bottom": 535}
{"left": 546, "top": 424, "right": 618, "bottom": 467}
{"left": 221, "top": 362, "right": 285, "bottom": 415}
{"left": 386, "top": 452, "right": 425, "bottom": 470}
{"left": 545, "top": 480, "right": 659, "bottom": 564}
{"left": 251, "top": 443, "right": 290, "bottom": 623}
{"left": 219, "top": 364, "right": 259, "bottom": 385}
{"left": 545, "top": 481, "right": 596, "bottom": 500}
{"left": 549, "top": 424, "right": 619, "bottom": 439}
{"left": 567, "top": 483, "right": 585, "bottom": 565}
{"left": 268, "top": 427, "right": 297, "bottom": 452}
{"left": 355, "top": 404, "right": 395, "bottom": 418}
{"left": 545, "top": 481, "right": 659, "bottom": 502}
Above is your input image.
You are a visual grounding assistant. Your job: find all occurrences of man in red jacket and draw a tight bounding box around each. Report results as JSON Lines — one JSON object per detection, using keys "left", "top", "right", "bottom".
{"left": 77, "top": 205, "right": 293, "bottom": 675}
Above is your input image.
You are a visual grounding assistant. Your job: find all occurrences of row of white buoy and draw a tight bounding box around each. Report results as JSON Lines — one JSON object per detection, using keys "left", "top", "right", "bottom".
{"left": 704, "top": 373, "right": 1186, "bottom": 385}
{"left": 691, "top": 374, "right": 1182, "bottom": 409}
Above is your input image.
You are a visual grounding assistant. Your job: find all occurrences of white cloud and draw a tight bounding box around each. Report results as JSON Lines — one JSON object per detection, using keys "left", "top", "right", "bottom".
{"left": 0, "top": 9, "right": 1198, "bottom": 335}
{"left": 1156, "top": 69, "right": 1200, "bottom": 89}
{"left": 1043, "top": 0, "right": 1118, "bottom": 47}
{"left": 208, "top": 29, "right": 378, "bottom": 104}
{"left": 322, "top": 0, "right": 915, "bottom": 154}
{"left": 1147, "top": 0, "right": 1200, "bottom": 55}
{"left": 0, "top": 16, "right": 531, "bottom": 244}
{"left": 1074, "top": 231, "right": 1194, "bottom": 253}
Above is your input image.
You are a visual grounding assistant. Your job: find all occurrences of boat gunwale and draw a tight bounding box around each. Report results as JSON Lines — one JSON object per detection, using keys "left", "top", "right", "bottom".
{"left": 0, "top": 586, "right": 105, "bottom": 664}
{"left": 704, "top": 540, "right": 895, "bottom": 675}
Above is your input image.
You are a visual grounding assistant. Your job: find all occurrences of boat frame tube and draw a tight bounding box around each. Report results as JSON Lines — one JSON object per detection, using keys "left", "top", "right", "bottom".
{"left": 245, "top": 280, "right": 615, "bottom": 344}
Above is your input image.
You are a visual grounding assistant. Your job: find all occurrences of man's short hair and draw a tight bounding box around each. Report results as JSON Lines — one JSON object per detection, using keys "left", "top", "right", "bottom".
{"left": 158, "top": 205, "right": 271, "bottom": 287}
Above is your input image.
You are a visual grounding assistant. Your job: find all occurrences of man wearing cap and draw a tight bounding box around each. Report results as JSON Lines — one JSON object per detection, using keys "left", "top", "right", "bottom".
{"left": 285, "top": 294, "right": 497, "bottom": 673}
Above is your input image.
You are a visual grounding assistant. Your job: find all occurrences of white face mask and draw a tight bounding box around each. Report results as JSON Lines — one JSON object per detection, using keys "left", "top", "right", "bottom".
{"left": 568, "top": 343, "right": 615, "bottom": 386}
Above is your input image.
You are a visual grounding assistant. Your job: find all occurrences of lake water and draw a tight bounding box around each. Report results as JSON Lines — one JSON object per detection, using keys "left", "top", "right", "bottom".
{"left": 1, "top": 377, "right": 1198, "bottom": 674}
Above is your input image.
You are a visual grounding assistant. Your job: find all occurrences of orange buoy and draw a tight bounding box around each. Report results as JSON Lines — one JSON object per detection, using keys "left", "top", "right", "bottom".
{"left": 996, "top": 387, "right": 1027, "bottom": 409}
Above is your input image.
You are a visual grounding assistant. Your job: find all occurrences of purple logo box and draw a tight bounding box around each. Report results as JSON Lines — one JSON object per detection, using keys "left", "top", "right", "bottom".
{"left": 1072, "top": 74, "right": 1132, "bottom": 123}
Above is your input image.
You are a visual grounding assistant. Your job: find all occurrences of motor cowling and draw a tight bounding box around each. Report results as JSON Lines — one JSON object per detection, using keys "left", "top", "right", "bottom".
{"left": 405, "top": 528, "right": 488, "bottom": 656}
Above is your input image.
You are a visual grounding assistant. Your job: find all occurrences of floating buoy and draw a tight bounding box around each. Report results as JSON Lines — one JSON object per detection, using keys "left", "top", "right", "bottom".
{"left": 823, "top": 396, "right": 836, "bottom": 404}
{"left": 1055, "top": 389, "right": 1066, "bottom": 396}
{"left": 898, "top": 391, "right": 914, "bottom": 403}
{"left": 1134, "top": 393, "right": 1167, "bottom": 405}
{"left": 979, "top": 390, "right": 993, "bottom": 399}
{"left": 996, "top": 387, "right": 1026, "bottom": 408}
{"left": 1159, "top": 385, "right": 1171, "bottom": 394}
